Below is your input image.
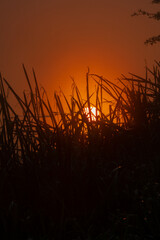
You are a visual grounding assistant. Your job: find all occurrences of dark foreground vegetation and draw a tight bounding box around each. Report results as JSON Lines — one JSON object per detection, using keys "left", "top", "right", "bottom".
{"left": 0, "top": 62, "right": 160, "bottom": 239}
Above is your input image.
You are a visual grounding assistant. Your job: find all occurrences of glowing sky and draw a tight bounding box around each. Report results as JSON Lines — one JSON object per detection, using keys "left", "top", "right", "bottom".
{"left": 0, "top": 0, "right": 160, "bottom": 101}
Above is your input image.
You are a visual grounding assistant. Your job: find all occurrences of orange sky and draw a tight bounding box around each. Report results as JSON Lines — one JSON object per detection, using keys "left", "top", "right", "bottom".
{"left": 0, "top": 0, "right": 160, "bottom": 109}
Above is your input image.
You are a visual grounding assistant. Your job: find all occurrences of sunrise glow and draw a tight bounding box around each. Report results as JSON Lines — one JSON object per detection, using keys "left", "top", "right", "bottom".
{"left": 84, "top": 106, "right": 99, "bottom": 121}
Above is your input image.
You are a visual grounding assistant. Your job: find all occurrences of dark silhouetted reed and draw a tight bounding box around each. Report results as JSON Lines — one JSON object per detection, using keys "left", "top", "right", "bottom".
{"left": 0, "top": 62, "right": 160, "bottom": 239}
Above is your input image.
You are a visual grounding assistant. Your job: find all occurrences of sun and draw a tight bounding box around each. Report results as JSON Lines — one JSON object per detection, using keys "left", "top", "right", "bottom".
{"left": 84, "top": 106, "right": 99, "bottom": 121}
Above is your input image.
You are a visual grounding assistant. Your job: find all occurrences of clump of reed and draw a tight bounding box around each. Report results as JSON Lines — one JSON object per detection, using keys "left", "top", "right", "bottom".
{"left": 0, "top": 62, "right": 160, "bottom": 239}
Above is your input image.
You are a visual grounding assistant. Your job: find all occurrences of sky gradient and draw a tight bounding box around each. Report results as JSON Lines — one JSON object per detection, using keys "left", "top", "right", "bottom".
{"left": 0, "top": 0, "right": 160, "bottom": 103}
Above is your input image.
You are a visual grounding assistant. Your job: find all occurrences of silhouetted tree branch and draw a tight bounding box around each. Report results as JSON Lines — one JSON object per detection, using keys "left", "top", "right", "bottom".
{"left": 132, "top": 0, "right": 160, "bottom": 45}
